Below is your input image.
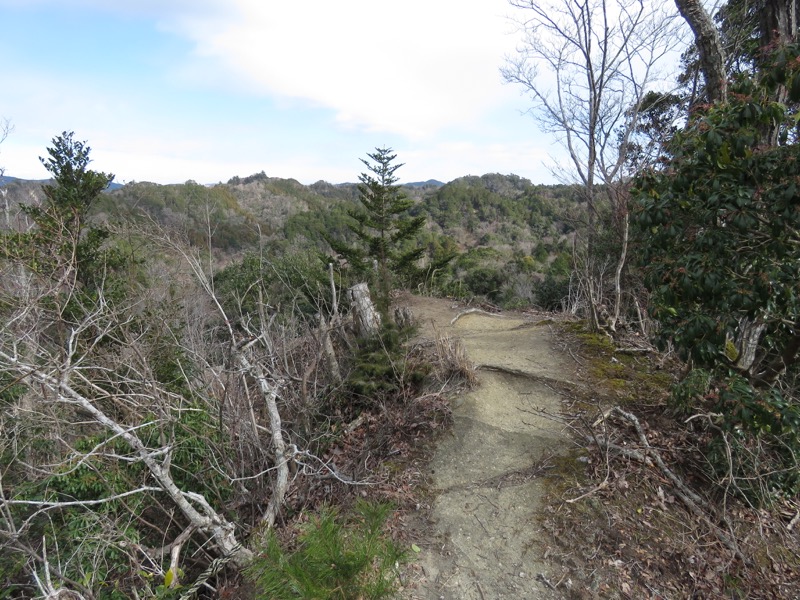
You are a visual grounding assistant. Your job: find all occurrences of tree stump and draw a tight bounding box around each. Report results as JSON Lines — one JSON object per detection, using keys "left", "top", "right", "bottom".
{"left": 349, "top": 282, "right": 381, "bottom": 338}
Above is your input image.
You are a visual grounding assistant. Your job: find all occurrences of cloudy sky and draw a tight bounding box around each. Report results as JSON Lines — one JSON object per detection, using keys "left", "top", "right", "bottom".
{"left": 0, "top": 1, "right": 576, "bottom": 185}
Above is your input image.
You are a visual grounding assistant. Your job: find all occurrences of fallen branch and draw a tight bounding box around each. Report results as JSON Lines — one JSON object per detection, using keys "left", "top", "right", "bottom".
{"left": 536, "top": 572, "right": 557, "bottom": 590}
{"left": 450, "top": 307, "right": 503, "bottom": 326}
{"left": 567, "top": 418, "right": 612, "bottom": 503}
{"left": 594, "top": 406, "right": 746, "bottom": 562}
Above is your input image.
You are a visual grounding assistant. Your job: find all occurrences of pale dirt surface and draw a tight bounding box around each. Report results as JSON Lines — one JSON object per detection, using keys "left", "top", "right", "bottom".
{"left": 396, "top": 295, "right": 578, "bottom": 600}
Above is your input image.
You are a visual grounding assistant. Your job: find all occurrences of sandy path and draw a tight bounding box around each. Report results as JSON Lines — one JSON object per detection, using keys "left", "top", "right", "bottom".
{"left": 398, "top": 296, "right": 576, "bottom": 599}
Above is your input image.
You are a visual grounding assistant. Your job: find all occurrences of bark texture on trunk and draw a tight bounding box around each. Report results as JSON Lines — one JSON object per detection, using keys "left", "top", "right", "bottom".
{"left": 759, "top": 0, "right": 798, "bottom": 47}
{"left": 349, "top": 283, "right": 381, "bottom": 338}
{"left": 674, "top": 0, "right": 728, "bottom": 102}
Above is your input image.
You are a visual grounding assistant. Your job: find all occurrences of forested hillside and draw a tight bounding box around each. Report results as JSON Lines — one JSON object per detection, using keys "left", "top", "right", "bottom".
{"left": 3, "top": 170, "right": 581, "bottom": 308}
{"left": 4, "top": 0, "right": 800, "bottom": 596}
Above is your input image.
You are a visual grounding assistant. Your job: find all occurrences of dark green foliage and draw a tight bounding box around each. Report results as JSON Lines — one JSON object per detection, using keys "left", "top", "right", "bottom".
{"left": 1, "top": 132, "right": 135, "bottom": 349}
{"left": 416, "top": 178, "right": 579, "bottom": 307}
{"left": 463, "top": 266, "right": 506, "bottom": 302}
{"left": 635, "top": 61, "right": 800, "bottom": 370}
{"left": 670, "top": 368, "right": 713, "bottom": 414}
{"left": 228, "top": 170, "right": 269, "bottom": 185}
{"left": 633, "top": 46, "right": 800, "bottom": 498}
{"left": 547, "top": 253, "right": 571, "bottom": 277}
{"left": 213, "top": 250, "right": 329, "bottom": 322}
{"left": 7, "top": 432, "right": 148, "bottom": 593}
{"left": 4, "top": 132, "right": 118, "bottom": 287}
{"left": 213, "top": 253, "right": 271, "bottom": 321}
{"left": 284, "top": 199, "right": 355, "bottom": 250}
{"left": 4, "top": 168, "right": 581, "bottom": 313}
{"left": 424, "top": 174, "right": 559, "bottom": 234}
{"left": 8, "top": 399, "right": 232, "bottom": 595}
{"left": 48, "top": 434, "right": 142, "bottom": 499}
{"left": 327, "top": 148, "right": 426, "bottom": 317}
{"left": 454, "top": 246, "right": 503, "bottom": 271}
{"left": 342, "top": 321, "right": 426, "bottom": 409}
{"left": 248, "top": 501, "right": 405, "bottom": 600}
{"left": 533, "top": 272, "right": 571, "bottom": 311}
{"left": 38, "top": 131, "right": 114, "bottom": 223}
{"left": 142, "top": 403, "right": 233, "bottom": 504}
{"left": 0, "top": 373, "right": 25, "bottom": 407}
{"left": 708, "top": 377, "right": 800, "bottom": 498}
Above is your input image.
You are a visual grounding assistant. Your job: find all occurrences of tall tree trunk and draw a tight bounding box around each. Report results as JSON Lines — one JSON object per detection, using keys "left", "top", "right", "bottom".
{"left": 760, "top": 0, "right": 798, "bottom": 47}
{"left": 234, "top": 345, "right": 290, "bottom": 530}
{"left": 758, "top": 0, "right": 798, "bottom": 143}
{"left": 674, "top": 0, "right": 728, "bottom": 102}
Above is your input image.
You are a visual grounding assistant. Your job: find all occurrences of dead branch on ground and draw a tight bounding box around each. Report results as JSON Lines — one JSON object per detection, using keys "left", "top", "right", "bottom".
{"left": 592, "top": 406, "right": 745, "bottom": 562}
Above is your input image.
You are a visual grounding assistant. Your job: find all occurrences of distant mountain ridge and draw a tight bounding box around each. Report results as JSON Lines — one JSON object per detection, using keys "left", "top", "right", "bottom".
{"left": 0, "top": 171, "right": 577, "bottom": 255}
{"left": 1, "top": 174, "right": 123, "bottom": 191}
{"left": 2, "top": 173, "right": 440, "bottom": 192}
{"left": 404, "top": 179, "right": 444, "bottom": 188}
{"left": 332, "top": 179, "right": 444, "bottom": 189}
{"left": 0, "top": 175, "right": 48, "bottom": 186}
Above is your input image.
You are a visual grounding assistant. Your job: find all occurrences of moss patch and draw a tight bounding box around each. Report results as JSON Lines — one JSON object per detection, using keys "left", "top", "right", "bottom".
{"left": 558, "top": 323, "right": 676, "bottom": 406}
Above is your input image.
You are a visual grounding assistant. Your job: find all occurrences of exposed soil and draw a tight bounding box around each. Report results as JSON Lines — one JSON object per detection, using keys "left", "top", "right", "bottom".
{"left": 396, "top": 294, "right": 579, "bottom": 599}
{"left": 387, "top": 295, "right": 800, "bottom": 600}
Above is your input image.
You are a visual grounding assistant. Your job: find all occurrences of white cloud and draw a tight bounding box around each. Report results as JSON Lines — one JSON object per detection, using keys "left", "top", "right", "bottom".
{"left": 0, "top": 0, "right": 566, "bottom": 185}
{"left": 0, "top": 0, "right": 222, "bottom": 17}
{"left": 170, "top": 0, "right": 520, "bottom": 138}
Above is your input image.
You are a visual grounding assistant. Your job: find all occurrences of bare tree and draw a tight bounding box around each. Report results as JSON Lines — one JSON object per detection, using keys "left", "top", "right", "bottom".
{"left": 503, "top": 0, "right": 682, "bottom": 331}
{"left": 150, "top": 230, "right": 295, "bottom": 530}
{"left": 0, "top": 132, "right": 389, "bottom": 597}
{"left": 0, "top": 222, "right": 364, "bottom": 594}
{"left": 0, "top": 117, "right": 10, "bottom": 166}
{"left": 0, "top": 137, "right": 261, "bottom": 593}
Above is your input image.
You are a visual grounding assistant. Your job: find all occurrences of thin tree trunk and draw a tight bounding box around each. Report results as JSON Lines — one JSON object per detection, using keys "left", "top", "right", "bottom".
{"left": 609, "top": 212, "right": 629, "bottom": 333}
{"left": 319, "top": 315, "right": 342, "bottom": 384}
{"left": 322, "top": 264, "right": 342, "bottom": 383}
{"left": 234, "top": 345, "right": 290, "bottom": 530}
{"left": 735, "top": 318, "right": 767, "bottom": 373}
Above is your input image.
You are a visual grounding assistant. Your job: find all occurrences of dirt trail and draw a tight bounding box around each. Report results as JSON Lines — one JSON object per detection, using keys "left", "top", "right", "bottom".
{"left": 399, "top": 295, "right": 577, "bottom": 600}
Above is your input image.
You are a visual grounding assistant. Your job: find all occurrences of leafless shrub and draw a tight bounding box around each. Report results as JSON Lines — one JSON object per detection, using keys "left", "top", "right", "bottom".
{"left": 433, "top": 332, "right": 478, "bottom": 388}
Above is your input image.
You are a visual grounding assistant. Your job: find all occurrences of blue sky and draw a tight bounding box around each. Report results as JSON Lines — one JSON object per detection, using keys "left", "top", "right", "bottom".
{"left": 0, "top": 0, "right": 566, "bottom": 185}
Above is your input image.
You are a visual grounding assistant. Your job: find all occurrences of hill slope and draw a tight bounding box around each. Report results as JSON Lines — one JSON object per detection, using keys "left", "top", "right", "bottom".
{"left": 2, "top": 171, "right": 582, "bottom": 307}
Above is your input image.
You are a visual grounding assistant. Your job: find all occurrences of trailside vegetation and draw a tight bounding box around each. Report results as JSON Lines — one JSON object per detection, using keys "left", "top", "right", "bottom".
{"left": 326, "top": 147, "right": 427, "bottom": 318}
{"left": 0, "top": 135, "right": 451, "bottom": 599}
{"left": 634, "top": 44, "right": 800, "bottom": 500}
